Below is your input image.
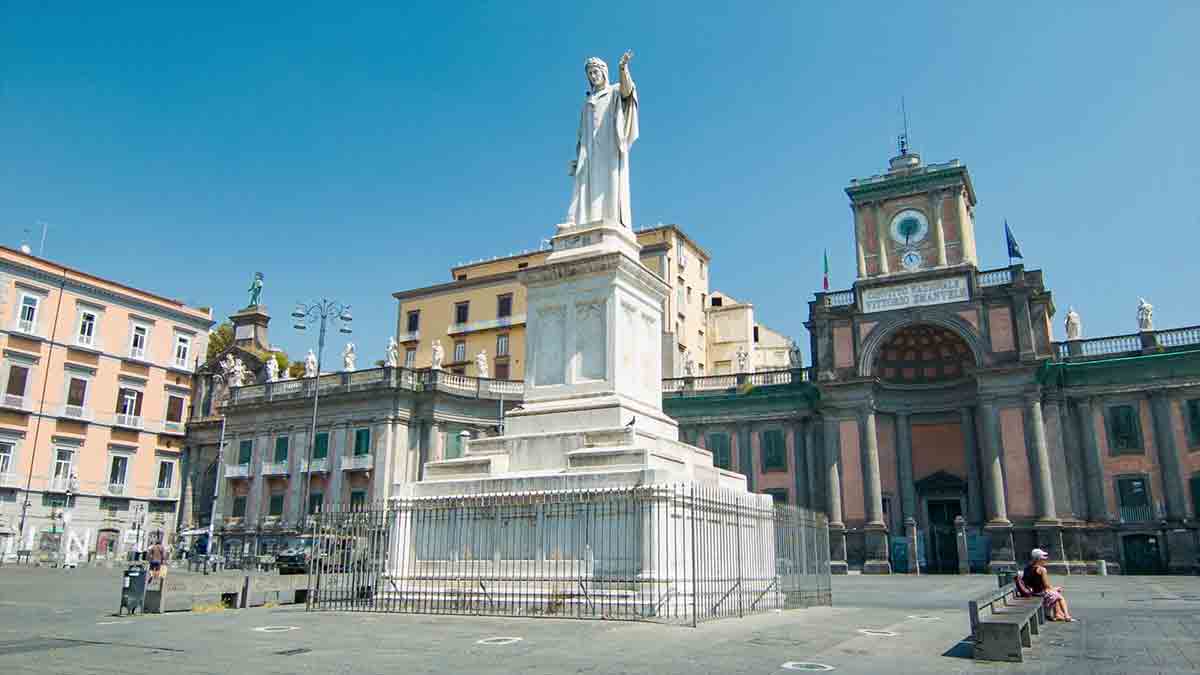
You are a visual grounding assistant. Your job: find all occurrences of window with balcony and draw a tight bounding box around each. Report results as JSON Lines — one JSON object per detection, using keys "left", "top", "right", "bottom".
{"left": 453, "top": 340, "right": 466, "bottom": 363}
{"left": 51, "top": 448, "right": 74, "bottom": 490}
{"left": 274, "top": 435, "right": 289, "bottom": 462}
{"left": 5, "top": 364, "right": 29, "bottom": 407}
{"left": 354, "top": 428, "right": 371, "bottom": 456}
{"left": 497, "top": 294, "right": 513, "bottom": 319}
{"left": 404, "top": 348, "right": 416, "bottom": 368}
{"left": 406, "top": 310, "right": 420, "bottom": 333}
{"left": 116, "top": 387, "right": 143, "bottom": 425}
{"left": 65, "top": 376, "right": 88, "bottom": 418}
{"left": 494, "top": 363, "right": 510, "bottom": 380}
{"left": 0, "top": 441, "right": 13, "bottom": 476}
{"left": 1116, "top": 476, "right": 1153, "bottom": 522}
{"left": 761, "top": 429, "right": 787, "bottom": 472}
{"left": 174, "top": 334, "right": 191, "bottom": 368}
{"left": 1107, "top": 404, "right": 1142, "bottom": 454}
{"left": 1187, "top": 399, "right": 1200, "bottom": 447}
{"left": 129, "top": 324, "right": 149, "bottom": 360}
{"left": 308, "top": 491, "right": 324, "bottom": 514}
{"left": 350, "top": 489, "right": 367, "bottom": 511}
{"left": 18, "top": 294, "right": 39, "bottom": 334}
{"left": 313, "top": 432, "right": 329, "bottom": 459}
{"left": 77, "top": 311, "right": 97, "bottom": 347}
{"left": 454, "top": 301, "right": 470, "bottom": 325}
{"left": 269, "top": 493, "right": 285, "bottom": 517}
{"left": 237, "top": 439, "right": 253, "bottom": 465}
{"left": 706, "top": 432, "right": 732, "bottom": 470}
{"left": 232, "top": 496, "right": 247, "bottom": 518}
{"left": 496, "top": 333, "right": 509, "bottom": 357}
{"left": 156, "top": 460, "right": 174, "bottom": 491}
{"left": 108, "top": 455, "right": 128, "bottom": 493}
{"left": 165, "top": 395, "right": 185, "bottom": 424}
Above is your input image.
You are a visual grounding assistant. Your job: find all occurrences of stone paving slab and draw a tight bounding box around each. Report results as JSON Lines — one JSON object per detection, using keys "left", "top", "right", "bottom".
{"left": 1, "top": 567, "right": 1198, "bottom": 674}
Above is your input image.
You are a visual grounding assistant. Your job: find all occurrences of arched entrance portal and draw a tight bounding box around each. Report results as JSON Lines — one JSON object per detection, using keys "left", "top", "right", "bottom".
{"left": 873, "top": 323, "right": 982, "bottom": 572}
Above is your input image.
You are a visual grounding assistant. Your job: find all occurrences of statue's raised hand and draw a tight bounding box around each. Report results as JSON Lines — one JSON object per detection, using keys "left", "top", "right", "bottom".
{"left": 619, "top": 50, "right": 633, "bottom": 69}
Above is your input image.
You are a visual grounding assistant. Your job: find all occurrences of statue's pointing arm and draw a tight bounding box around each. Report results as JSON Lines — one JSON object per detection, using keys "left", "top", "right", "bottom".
{"left": 619, "top": 50, "right": 635, "bottom": 99}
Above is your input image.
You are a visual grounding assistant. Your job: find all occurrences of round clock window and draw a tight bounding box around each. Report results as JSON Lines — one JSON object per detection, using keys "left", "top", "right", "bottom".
{"left": 889, "top": 209, "right": 929, "bottom": 245}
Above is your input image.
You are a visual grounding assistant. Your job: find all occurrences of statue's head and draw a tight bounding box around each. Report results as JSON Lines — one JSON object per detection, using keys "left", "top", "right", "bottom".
{"left": 584, "top": 57, "right": 608, "bottom": 89}
{"left": 254, "top": 272, "right": 263, "bottom": 281}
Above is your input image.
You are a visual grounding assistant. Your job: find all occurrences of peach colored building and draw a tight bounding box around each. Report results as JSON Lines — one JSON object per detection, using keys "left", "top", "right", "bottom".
{"left": 0, "top": 247, "right": 213, "bottom": 561}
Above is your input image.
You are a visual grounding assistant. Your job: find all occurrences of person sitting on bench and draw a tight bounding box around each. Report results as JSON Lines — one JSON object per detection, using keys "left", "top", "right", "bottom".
{"left": 1023, "top": 548, "right": 1076, "bottom": 622}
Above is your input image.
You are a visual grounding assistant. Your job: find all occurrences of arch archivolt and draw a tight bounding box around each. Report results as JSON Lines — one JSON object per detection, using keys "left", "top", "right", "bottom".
{"left": 857, "top": 312, "right": 987, "bottom": 381}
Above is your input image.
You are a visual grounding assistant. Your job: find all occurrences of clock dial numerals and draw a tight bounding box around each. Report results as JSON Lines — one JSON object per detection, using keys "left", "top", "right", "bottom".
{"left": 889, "top": 209, "right": 930, "bottom": 245}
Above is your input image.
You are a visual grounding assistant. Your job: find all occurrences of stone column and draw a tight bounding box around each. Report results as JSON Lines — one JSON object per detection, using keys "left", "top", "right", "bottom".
{"left": 822, "top": 416, "right": 847, "bottom": 574}
{"left": 1025, "top": 397, "right": 1058, "bottom": 522}
{"left": 1074, "top": 397, "right": 1110, "bottom": 521}
{"left": 792, "top": 423, "right": 809, "bottom": 509}
{"left": 895, "top": 411, "right": 916, "bottom": 523}
{"left": 979, "top": 402, "right": 1009, "bottom": 524}
{"left": 854, "top": 202, "right": 868, "bottom": 278}
{"left": 1150, "top": 393, "right": 1187, "bottom": 521}
{"left": 805, "top": 420, "right": 822, "bottom": 511}
{"left": 905, "top": 516, "right": 919, "bottom": 575}
{"left": 246, "top": 433, "right": 268, "bottom": 529}
{"left": 960, "top": 407, "right": 985, "bottom": 525}
{"left": 859, "top": 408, "right": 890, "bottom": 574}
{"left": 980, "top": 401, "right": 1014, "bottom": 571}
{"left": 872, "top": 202, "right": 890, "bottom": 275}
{"left": 429, "top": 421, "right": 445, "bottom": 463}
{"left": 929, "top": 189, "right": 947, "bottom": 267}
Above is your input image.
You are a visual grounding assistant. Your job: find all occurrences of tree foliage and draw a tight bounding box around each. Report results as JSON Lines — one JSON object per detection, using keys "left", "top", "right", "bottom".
{"left": 206, "top": 323, "right": 234, "bottom": 361}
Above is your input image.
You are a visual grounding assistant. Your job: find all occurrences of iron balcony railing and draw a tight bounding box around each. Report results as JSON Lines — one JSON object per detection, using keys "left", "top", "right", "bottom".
{"left": 262, "top": 461, "right": 290, "bottom": 476}
{"left": 344, "top": 454, "right": 373, "bottom": 471}
{"left": 225, "top": 464, "right": 252, "bottom": 478}
{"left": 301, "top": 457, "right": 330, "bottom": 473}
{"left": 1118, "top": 504, "right": 1159, "bottom": 523}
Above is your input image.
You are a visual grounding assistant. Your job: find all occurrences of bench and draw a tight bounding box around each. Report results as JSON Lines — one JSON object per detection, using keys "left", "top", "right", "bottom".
{"left": 968, "top": 583, "right": 1045, "bottom": 662}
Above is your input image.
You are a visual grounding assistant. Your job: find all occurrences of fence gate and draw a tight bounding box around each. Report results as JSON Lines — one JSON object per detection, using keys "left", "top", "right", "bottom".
{"left": 306, "top": 484, "right": 831, "bottom": 625}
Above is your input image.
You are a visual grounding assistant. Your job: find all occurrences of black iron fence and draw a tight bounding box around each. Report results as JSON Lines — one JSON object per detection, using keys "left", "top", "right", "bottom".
{"left": 306, "top": 484, "right": 831, "bottom": 625}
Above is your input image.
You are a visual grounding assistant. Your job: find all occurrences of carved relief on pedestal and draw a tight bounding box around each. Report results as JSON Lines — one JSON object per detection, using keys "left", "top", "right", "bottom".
{"left": 575, "top": 300, "right": 607, "bottom": 381}
{"left": 535, "top": 305, "right": 567, "bottom": 386}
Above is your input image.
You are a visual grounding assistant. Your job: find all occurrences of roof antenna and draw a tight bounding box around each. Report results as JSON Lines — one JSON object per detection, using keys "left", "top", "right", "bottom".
{"left": 897, "top": 97, "right": 910, "bottom": 156}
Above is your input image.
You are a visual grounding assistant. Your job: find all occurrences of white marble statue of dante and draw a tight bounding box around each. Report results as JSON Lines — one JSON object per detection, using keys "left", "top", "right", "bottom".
{"left": 1065, "top": 306, "right": 1082, "bottom": 341}
{"left": 304, "top": 349, "right": 317, "bottom": 378}
{"left": 342, "top": 342, "right": 356, "bottom": 372}
{"left": 565, "top": 51, "right": 639, "bottom": 228}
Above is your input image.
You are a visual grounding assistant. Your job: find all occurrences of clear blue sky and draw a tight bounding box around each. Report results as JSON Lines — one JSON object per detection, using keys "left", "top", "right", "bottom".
{"left": 3, "top": 3, "right": 1197, "bottom": 366}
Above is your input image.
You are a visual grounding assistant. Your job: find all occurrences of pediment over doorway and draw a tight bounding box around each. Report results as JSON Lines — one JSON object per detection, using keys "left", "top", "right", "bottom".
{"left": 915, "top": 470, "right": 966, "bottom": 493}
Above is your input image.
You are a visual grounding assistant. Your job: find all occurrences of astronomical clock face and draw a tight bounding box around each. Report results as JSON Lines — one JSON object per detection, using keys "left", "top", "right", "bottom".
{"left": 889, "top": 209, "right": 929, "bottom": 246}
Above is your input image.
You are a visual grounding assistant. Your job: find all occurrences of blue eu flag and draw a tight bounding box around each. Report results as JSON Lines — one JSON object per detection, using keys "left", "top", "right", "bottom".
{"left": 1004, "top": 220, "right": 1024, "bottom": 260}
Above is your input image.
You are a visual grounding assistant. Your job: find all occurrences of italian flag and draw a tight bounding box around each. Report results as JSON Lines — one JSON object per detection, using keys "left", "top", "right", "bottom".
{"left": 822, "top": 249, "right": 830, "bottom": 291}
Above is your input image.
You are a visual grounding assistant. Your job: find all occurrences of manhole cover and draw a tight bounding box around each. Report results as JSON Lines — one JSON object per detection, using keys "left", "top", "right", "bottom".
{"left": 476, "top": 636, "right": 523, "bottom": 646}
{"left": 781, "top": 663, "right": 835, "bottom": 672}
{"left": 253, "top": 626, "right": 299, "bottom": 633}
{"left": 856, "top": 629, "right": 897, "bottom": 637}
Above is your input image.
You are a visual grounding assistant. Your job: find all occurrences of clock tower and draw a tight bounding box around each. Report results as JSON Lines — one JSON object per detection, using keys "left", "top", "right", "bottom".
{"left": 846, "top": 145, "right": 979, "bottom": 279}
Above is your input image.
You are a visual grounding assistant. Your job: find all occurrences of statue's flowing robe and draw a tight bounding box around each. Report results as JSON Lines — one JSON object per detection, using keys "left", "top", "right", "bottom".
{"left": 566, "top": 77, "right": 638, "bottom": 227}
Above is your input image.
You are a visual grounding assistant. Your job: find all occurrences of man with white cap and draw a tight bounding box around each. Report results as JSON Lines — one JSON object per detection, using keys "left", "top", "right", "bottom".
{"left": 1022, "top": 548, "right": 1076, "bottom": 622}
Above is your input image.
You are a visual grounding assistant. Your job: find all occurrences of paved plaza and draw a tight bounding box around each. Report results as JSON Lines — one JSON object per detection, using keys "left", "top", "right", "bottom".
{"left": 1, "top": 567, "right": 1198, "bottom": 674}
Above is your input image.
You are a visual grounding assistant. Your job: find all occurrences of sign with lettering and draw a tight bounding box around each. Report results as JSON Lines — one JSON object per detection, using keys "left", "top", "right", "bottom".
{"left": 860, "top": 276, "right": 969, "bottom": 313}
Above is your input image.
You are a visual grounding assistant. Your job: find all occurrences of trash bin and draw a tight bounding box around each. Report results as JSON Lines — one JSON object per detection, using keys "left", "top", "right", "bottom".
{"left": 120, "top": 564, "right": 148, "bottom": 615}
{"left": 1096, "top": 559, "right": 1108, "bottom": 576}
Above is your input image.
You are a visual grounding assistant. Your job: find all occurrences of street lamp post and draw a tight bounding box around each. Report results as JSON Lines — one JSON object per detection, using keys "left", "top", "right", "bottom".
{"left": 291, "top": 300, "right": 352, "bottom": 531}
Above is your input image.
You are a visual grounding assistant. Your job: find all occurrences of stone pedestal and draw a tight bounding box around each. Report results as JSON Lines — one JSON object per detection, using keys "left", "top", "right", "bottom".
{"left": 985, "top": 523, "right": 1016, "bottom": 573}
{"left": 862, "top": 524, "right": 892, "bottom": 574}
{"left": 1036, "top": 522, "right": 1068, "bottom": 575}
{"left": 830, "top": 525, "right": 849, "bottom": 575}
{"left": 1166, "top": 527, "right": 1198, "bottom": 575}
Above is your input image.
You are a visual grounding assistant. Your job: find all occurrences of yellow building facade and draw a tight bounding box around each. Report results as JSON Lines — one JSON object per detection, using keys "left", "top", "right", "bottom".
{"left": 0, "top": 247, "right": 213, "bottom": 561}
{"left": 393, "top": 225, "right": 713, "bottom": 380}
